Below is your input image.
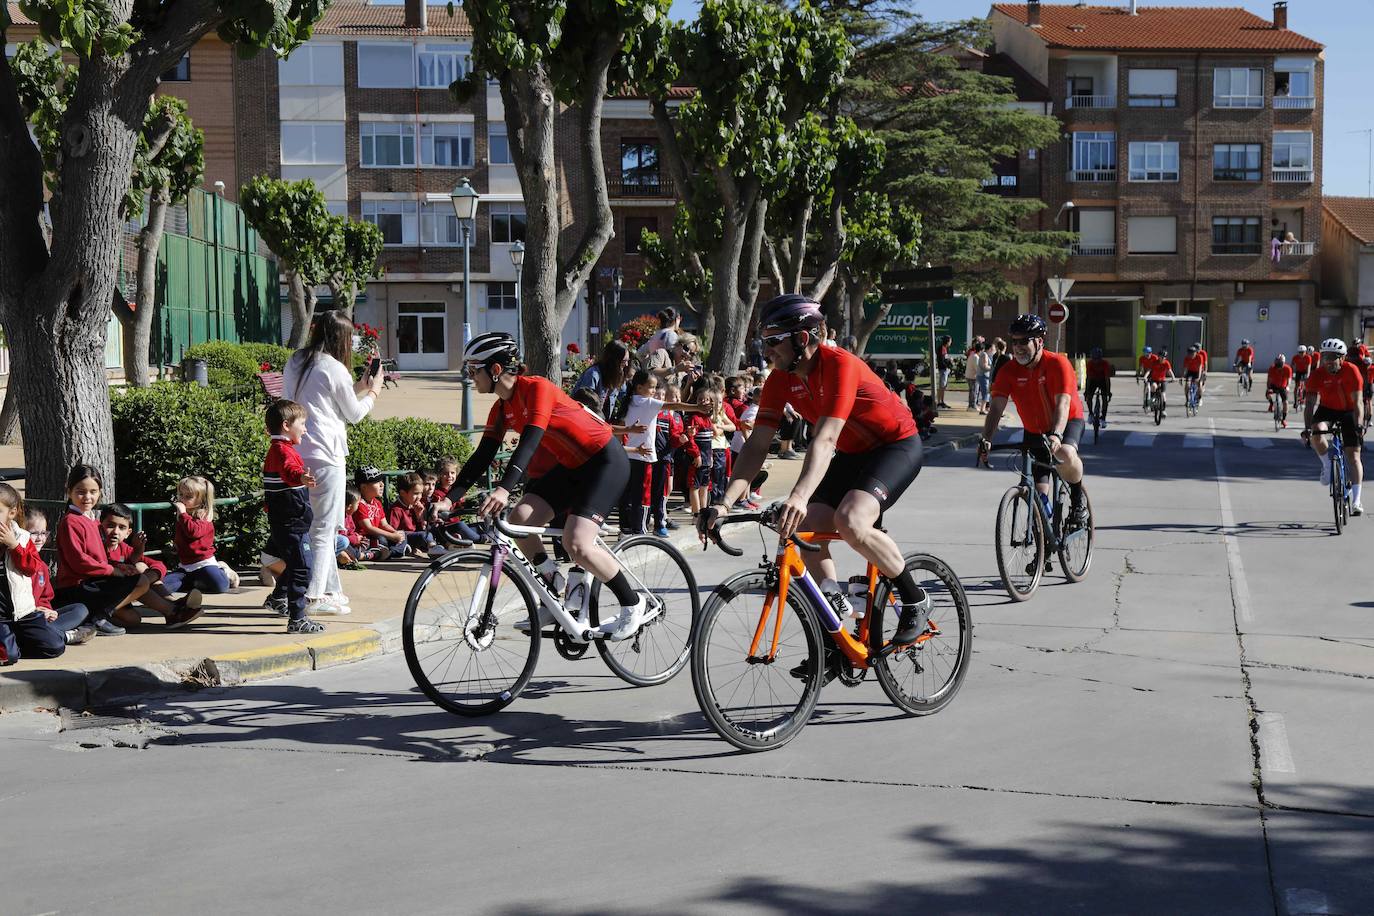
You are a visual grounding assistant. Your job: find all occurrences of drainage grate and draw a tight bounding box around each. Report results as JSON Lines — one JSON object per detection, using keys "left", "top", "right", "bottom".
{"left": 59, "top": 705, "right": 145, "bottom": 732}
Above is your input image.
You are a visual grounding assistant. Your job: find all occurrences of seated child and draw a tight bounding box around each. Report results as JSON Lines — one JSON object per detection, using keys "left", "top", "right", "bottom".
{"left": 23, "top": 508, "right": 95, "bottom": 647}
{"left": 352, "top": 466, "right": 408, "bottom": 559}
{"left": 387, "top": 472, "right": 448, "bottom": 559}
{"left": 162, "top": 476, "right": 235, "bottom": 594}
{"left": 0, "top": 484, "right": 86, "bottom": 664}
{"left": 100, "top": 504, "right": 172, "bottom": 598}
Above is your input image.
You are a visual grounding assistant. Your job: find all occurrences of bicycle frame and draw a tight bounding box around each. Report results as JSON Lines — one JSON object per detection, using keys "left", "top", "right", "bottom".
{"left": 748, "top": 532, "right": 935, "bottom": 669}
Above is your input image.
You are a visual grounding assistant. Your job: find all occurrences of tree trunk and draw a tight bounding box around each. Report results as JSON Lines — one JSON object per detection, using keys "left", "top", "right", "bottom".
{"left": 853, "top": 279, "right": 885, "bottom": 355}
{"left": 286, "top": 270, "right": 312, "bottom": 349}
{"left": 116, "top": 186, "right": 170, "bottom": 387}
{"left": 0, "top": 381, "right": 19, "bottom": 445}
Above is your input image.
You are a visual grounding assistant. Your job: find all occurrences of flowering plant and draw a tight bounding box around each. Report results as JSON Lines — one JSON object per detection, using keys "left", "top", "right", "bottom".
{"left": 615, "top": 314, "right": 659, "bottom": 347}
{"left": 353, "top": 322, "right": 382, "bottom": 358}
{"left": 567, "top": 342, "right": 581, "bottom": 355}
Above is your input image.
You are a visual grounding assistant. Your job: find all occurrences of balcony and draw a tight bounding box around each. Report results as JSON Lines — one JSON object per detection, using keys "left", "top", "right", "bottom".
{"left": 1273, "top": 95, "right": 1315, "bottom": 110}
{"left": 1070, "top": 242, "right": 1116, "bottom": 256}
{"left": 609, "top": 176, "right": 676, "bottom": 198}
{"left": 1065, "top": 94, "right": 1115, "bottom": 110}
{"left": 1280, "top": 241, "right": 1315, "bottom": 257}
{"left": 1272, "top": 168, "right": 1314, "bottom": 183}
{"left": 1068, "top": 169, "right": 1117, "bottom": 182}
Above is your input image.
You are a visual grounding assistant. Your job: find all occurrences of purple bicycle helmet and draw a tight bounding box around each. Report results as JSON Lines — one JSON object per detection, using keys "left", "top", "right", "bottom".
{"left": 759, "top": 294, "right": 824, "bottom": 333}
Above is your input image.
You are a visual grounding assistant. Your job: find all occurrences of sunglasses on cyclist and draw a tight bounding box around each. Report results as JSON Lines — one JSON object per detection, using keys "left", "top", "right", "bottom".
{"left": 759, "top": 331, "right": 793, "bottom": 346}
{"left": 463, "top": 362, "right": 489, "bottom": 379}
{"left": 1009, "top": 336, "right": 1041, "bottom": 347}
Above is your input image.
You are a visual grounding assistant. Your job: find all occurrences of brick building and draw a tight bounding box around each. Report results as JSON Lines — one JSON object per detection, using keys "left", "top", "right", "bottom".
{"left": 987, "top": 2, "right": 1325, "bottom": 367}
{"left": 1320, "top": 197, "right": 1374, "bottom": 332}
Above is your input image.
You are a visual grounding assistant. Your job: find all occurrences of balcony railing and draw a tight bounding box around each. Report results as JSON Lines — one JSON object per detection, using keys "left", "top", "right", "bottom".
{"left": 609, "top": 176, "right": 676, "bottom": 198}
{"left": 1065, "top": 94, "right": 1115, "bottom": 110}
{"left": 1127, "top": 95, "right": 1178, "bottom": 108}
{"left": 1272, "top": 168, "right": 1314, "bottom": 183}
{"left": 1070, "top": 242, "right": 1117, "bottom": 256}
{"left": 1068, "top": 168, "right": 1117, "bottom": 182}
{"left": 1280, "top": 241, "right": 1315, "bottom": 257}
{"left": 1273, "top": 95, "right": 1315, "bottom": 110}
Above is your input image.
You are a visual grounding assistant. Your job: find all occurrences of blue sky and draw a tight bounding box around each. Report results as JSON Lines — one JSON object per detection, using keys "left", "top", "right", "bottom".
{"left": 665, "top": 0, "right": 1374, "bottom": 198}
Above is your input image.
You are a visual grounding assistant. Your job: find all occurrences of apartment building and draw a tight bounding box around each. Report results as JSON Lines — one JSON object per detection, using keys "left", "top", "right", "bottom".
{"left": 988, "top": 1, "right": 1325, "bottom": 364}
{"left": 1320, "top": 198, "right": 1374, "bottom": 325}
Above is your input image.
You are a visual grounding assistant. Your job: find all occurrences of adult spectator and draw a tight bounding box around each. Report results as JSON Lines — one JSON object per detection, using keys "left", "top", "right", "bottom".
{"left": 964, "top": 342, "right": 980, "bottom": 409}
{"left": 647, "top": 333, "right": 702, "bottom": 390}
{"left": 574, "top": 340, "right": 632, "bottom": 419}
{"left": 842, "top": 335, "right": 859, "bottom": 353}
{"left": 975, "top": 342, "right": 993, "bottom": 414}
{"left": 284, "top": 311, "right": 382, "bottom": 616}
{"left": 823, "top": 328, "right": 838, "bottom": 348}
{"left": 990, "top": 337, "right": 1010, "bottom": 382}
{"left": 936, "top": 335, "right": 953, "bottom": 408}
{"left": 639, "top": 307, "right": 682, "bottom": 358}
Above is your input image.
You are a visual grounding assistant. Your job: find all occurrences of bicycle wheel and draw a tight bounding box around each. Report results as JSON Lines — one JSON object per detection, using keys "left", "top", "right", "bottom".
{"left": 1054, "top": 479, "right": 1094, "bottom": 582}
{"left": 1153, "top": 394, "right": 1164, "bottom": 426}
{"left": 1090, "top": 391, "right": 1103, "bottom": 444}
{"left": 1331, "top": 455, "right": 1345, "bottom": 535}
{"left": 870, "top": 553, "right": 972, "bottom": 716}
{"left": 691, "top": 570, "right": 826, "bottom": 752}
{"left": 995, "top": 485, "right": 1044, "bottom": 601}
{"left": 402, "top": 549, "right": 541, "bottom": 717}
{"left": 590, "top": 535, "right": 699, "bottom": 687}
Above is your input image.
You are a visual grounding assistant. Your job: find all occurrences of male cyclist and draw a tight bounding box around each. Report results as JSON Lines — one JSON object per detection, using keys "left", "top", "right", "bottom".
{"left": 978, "top": 314, "right": 1089, "bottom": 528}
{"left": 1235, "top": 339, "right": 1255, "bottom": 391}
{"left": 1147, "top": 347, "right": 1176, "bottom": 417}
{"left": 1304, "top": 339, "right": 1365, "bottom": 515}
{"left": 447, "top": 332, "right": 650, "bottom": 639}
{"left": 1182, "top": 343, "right": 1207, "bottom": 409}
{"left": 1292, "top": 345, "right": 1313, "bottom": 402}
{"left": 1137, "top": 346, "right": 1158, "bottom": 409}
{"left": 697, "top": 294, "right": 931, "bottom": 645}
{"left": 1083, "top": 348, "right": 1113, "bottom": 426}
{"left": 1352, "top": 337, "right": 1370, "bottom": 364}
{"left": 1195, "top": 342, "right": 1210, "bottom": 400}
{"left": 1266, "top": 355, "right": 1293, "bottom": 426}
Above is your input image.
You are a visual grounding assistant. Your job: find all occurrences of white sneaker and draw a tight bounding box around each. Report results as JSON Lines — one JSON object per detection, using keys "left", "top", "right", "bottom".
{"left": 1353, "top": 502, "right": 1364, "bottom": 516}
{"left": 259, "top": 565, "right": 277, "bottom": 588}
{"left": 1320, "top": 462, "right": 1331, "bottom": 487}
{"left": 327, "top": 592, "right": 351, "bottom": 606}
{"left": 598, "top": 596, "right": 648, "bottom": 641}
{"left": 305, "top": 597, "right": 349, "bottom": 616}
{"left": 513, "top": 603, "right": 556, "bottom": 632}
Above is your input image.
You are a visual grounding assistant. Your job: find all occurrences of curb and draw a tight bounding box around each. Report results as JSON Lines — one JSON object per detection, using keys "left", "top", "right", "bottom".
{"left": 1, "top": 432, "right": 988, "bottom": 714}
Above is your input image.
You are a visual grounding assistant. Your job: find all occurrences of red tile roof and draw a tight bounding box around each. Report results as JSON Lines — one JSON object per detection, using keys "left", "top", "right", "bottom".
{"left": 991, "top": 4, "right": 1322, "bottom": 52}
{"left": 313, "top": 2, "right": 473, "bottom": 37}
{"left": 1326, "top": 197, "right": 1374, "bottom": 246}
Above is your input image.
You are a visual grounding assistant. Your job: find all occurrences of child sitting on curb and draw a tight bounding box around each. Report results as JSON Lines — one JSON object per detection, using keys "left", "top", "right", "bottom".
{"left": 387, "top": 472, "right": 448, "bottom": 559}
{"left": 164, "top": 476, "right": 237, "bottom": 594}
{"left": 352, "top": 467, "right": 408, "bottom": 559}
{"left": 23, "top": 508, "right": 95, "bottom": 648}
{"left": 0, "top": 484, "right": 87, "bottom": 664}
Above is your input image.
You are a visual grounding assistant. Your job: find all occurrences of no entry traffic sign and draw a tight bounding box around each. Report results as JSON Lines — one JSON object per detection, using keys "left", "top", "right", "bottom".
{"left": 1048, "top": 302, "right": 1069, "bottom": 324}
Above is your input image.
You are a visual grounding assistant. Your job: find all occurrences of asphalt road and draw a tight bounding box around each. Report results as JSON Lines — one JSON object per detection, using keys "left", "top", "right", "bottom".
{"left": 3, "top": 384, "right": 1371, "bottom": 915}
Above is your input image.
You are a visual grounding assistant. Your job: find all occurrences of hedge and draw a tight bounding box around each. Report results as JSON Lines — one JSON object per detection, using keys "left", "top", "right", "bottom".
{"left": 182, "top": 340, "right": 263, "bottom": 392}
{"left": 377, "top": 417, "right": 474, "bottom": 473}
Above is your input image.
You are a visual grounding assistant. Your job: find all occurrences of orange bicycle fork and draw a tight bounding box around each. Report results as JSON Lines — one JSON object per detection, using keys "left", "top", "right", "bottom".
{"left": 745, "top": 533, "right": 934, "bottom": 669}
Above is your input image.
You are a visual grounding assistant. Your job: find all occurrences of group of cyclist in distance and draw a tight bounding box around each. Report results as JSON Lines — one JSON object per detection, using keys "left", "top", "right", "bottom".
{"left": 441, "top": 296, "right": 1091, "bottom": 655}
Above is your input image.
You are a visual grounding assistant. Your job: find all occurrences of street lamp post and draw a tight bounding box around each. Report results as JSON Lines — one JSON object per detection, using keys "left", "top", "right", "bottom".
{"left": 450, "top": 178, "right": 480, "bottom": 429}
{"left": 510, "top": 239, "right": 525, "bottom": 354}
{"left": 611, "top": 267, "right": 623, "bottom": 332}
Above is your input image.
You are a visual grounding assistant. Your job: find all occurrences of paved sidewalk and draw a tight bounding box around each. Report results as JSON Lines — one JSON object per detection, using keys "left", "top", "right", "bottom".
{"left": 0, "top": 376, "right": 984, "bottom": 712}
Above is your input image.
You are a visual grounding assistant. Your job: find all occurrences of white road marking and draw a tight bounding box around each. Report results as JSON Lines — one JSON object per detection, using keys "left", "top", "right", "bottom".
{"left": 1124, "top": 432, "right": 1156, "bottom": 447}
{"left": 1256, "top": 712, "right": 1296, "bottom": 775}
{"left": 1210, "top": 420, "right": 1254, "bottom": 624}
{"left": 1183, "top": 434, "right": 1214, "bottom": 448}
{"left": 1243, "top": 437, "right": 1274, "bottom": 449}
{"left": 1284, "top": 888, "right": 1330, "bottom": 914}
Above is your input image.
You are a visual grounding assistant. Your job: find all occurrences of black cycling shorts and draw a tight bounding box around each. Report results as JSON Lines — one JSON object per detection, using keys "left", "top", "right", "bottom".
{"left": 1294, "top": 371, "right": 1309, "bottom": 383}
{"left": 1185, "top": 371, "right": 1201, "bottom": 381}
{"left": 1026, "top": 418, "right": 1084, "bottom": 484}
{"left": 1312, "top": 406, "right": 1361, "bottom": 446}
{"left": 523, "top": 439, "right": 629, "bottom": 525}
{"left": 1267, "top": 384, "right": 1288, "bottom": 397}
{"left": 1084, "top": 378, "right": 1111, "bottom": 396}
{"left": 810, "top": 435, "right": 922, "bottom": 511}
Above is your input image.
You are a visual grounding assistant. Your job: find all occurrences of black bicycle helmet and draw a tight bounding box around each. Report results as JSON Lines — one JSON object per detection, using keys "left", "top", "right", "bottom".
{"left": 1009, "top": 314, "right": 1048, "bottom": 338}
{"left": 759, "top": 294, "right": 824, "bottom": 333}
{"left": 464, "top": 331, "right": 520, "bottom": 368}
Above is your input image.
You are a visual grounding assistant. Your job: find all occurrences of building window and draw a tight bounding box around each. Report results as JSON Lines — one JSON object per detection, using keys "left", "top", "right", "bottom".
{"left": 281, "top": 122, "right": 345, "bottom": 165}
{"left": 1069, "top": 131, "right": 1116, "bottom": 180}
{"left": 1212, "top": 216, "right": 1262, "bottom": 255}
{"left": 620, "top": 141, "right": 661, "bottom": 185}
{"left": 361, "top": 121, "right": 416, "bottom": 167}
{"left": 362, "top": 199, "right": 418, "bottom": 246}
{"left": 357, "top": 42, "right": 415, "bottom": 89}
{"left": 1274, "top": 57, "right": 1315, "bottom": 108}
{"left": 1069, "top": 208, "right": 1116, "bottom": 256}
{"left": 1127, "top": 142, "right": 1179, "bottom": 182}
{"left": 1127, "top": 69, "right": 1176, "bottom": 107}
{"left": 1214, "top": 68, "right": 1263, "bottom": 108}
{"left": 1272, "top": 131, "right": 1313, "bottom": 179}
{"left": 490, "top": 203, "right": 527, "bottom": 244}
{"left": 420, "top": 122, "right": 474, "bottom": 168}
{"left": 417, "top": 43, "right": 470, "bottom": 87}
{"left": 162, "top": 53, "right": 190, "bottom": 82}
{"left": 1126, "top": 216, "right": 1177, "bottom": 255}
{"left": 624, "top": 216, "right": 657, "bottom": 254}
{"left": 487, "top": 282, "right": 517, "bottom": 310}
{"left": 419, "top": 201, "right": 461, "bottom": 246}
{"left": 279, "top": 43, "right": 344, "bottom": 86}
{"left": 489, "top": 124, "right": 512, "bottom": 165}
{"left": 1213, "top": 143, "right": 1262, "bottom": 181}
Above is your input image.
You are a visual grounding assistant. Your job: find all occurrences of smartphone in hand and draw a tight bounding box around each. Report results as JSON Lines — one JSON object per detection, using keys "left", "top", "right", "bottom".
{"left": 368, "top": 356, "right": 382, "bottom": 377}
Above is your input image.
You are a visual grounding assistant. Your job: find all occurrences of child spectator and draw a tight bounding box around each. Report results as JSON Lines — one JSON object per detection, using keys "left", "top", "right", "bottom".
{"left": 263, "top": 398, "right": 325, "bottom": 632}
{"left": 686, "top": 389, "right": 718, "bottom": 518}
{"left": 22, "top": 507, "right": 94, "bottom": 648}
{"left": 388, "top": 472, "right": 448, "bottom": 559}
{"left": 55, "top": 465, "right": 201, "bottom": 634}
{"left": 100, "top": 504, "right": 171, "bottom": 592}
{"left": 337, "top": 488, "right": 386, "bottom": 568}
{"left": 161, "top": 476, "right": 233, "bottom": 595}
{"left": 707, "top": 388, "right": 735, "bottom": 505}
{"left": 353, "top": 466, "right": 408, "bottom": 559}
{"left": 0, "top": 485, "right": 90, "bottom": 665}
{"left": 619, "top": 371, "right": 702, "bottom": 534}
{"left": 651, "top": 382, "right": 691, "bottom": 537}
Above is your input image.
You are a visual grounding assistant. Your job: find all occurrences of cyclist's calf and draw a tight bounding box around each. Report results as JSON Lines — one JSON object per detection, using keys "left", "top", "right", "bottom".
{"left": 833, "top": 490, "right": 905, "bottom": 578}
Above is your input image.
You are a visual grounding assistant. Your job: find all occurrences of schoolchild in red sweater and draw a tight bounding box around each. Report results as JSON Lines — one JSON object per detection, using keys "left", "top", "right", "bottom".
{"left": 161, "top": 476, "right": 233, "bottom": 595}
{"left": 21, "top": 507, "right": 94, "bottom": 648}
{"left": 0, "top": 484, "right": 88, "bottom": 664}
{"left": 54, "top": 465, "right": 201, "bottom": 635}
{"left": 387, "top": 472, "right": 448, "bottom": 559}
{"left": 353, "top": 467, "right": 408, "bottom": 559}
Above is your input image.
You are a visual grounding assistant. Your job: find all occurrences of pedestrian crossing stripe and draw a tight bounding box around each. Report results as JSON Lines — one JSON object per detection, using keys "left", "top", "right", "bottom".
{"left": 1183, "top": 434, "right": 1213, "bottom": 448}
{"left": 1124, "top": 432, "right": 1156, "bottom": 447}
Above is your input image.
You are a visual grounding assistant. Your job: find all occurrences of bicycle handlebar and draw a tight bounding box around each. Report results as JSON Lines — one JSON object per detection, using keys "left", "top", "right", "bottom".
{"left": 706, "top": 506, "right": 822, "bottom": 556}
{"left": 982, "top": 438, "right": 1063, "bottom": 470}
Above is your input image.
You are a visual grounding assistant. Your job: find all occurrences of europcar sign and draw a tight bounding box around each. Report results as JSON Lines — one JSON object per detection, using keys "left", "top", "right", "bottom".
{"left": 865, "top": 297, "right": 973, "bottom": 359}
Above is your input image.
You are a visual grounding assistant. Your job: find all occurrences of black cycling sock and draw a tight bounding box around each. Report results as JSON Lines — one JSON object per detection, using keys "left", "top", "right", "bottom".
{"left": 606, "top": 571, "right": 639, "bottom": 607}
{"left": 1069, "top": 481, "right": 1084, "bottom": 507}
{"left": 531, "top": 551, "right": 549, "bottom": 568}
{"left": 892, "top": 568, "right": 928, "bottom": 606}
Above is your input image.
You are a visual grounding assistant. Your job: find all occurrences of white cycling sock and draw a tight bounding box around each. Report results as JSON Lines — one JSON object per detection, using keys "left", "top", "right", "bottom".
{"left": 1354, "top": 484, "right": 1362, "bottom": 503}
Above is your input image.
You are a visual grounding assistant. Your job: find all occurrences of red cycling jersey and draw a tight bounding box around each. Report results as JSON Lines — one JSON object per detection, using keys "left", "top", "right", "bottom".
{"left": 1085, "top": 358, "right": 1113, "bottom": 381}
{"left": 755, "top": 344, "right": 916, "bottom": 453}
{"left": 1148, "top": 358, "right": 1174, "bottom": 383}
{"left": 1184, "top": 353, "right": 1206, "bottom": 374}
{"left": 481, "top": 374, "right": 612, "bottom": 469}
{"left": 1292, "top": 352, "right": 1313, "bottom": 374}
{"left": 990, "top": 351, "right": 1084, "bottom": 435}
{"left": 1308, "top": 361, "right": 1363, "bottom": 412}
{"left": 1267, "top": 365, "right": 1293, "bottom": 389}
{"left": 1138, "top": 353, "right": 1158, "bottom": 376}
{"left": 1236, "top": 346, "right": 1255, "bottom": 366}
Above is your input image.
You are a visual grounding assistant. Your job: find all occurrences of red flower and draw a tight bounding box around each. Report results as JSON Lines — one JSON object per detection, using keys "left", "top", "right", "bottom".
{"left": 567, "top": 342, "right": 581, "bottom": 354}
{"left": 260, "top": 362, "right": 272, "bottom": 371}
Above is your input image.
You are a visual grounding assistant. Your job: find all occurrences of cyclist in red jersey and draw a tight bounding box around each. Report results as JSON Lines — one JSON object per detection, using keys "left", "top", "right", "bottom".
{"left": 1182, "top": 343, "right": 1207, "bottom": 408}
{"left": 979, "top": 314, "right": 1089, "bottom": 527}
{"left": 448, "top": 332, "right": 651, "bottom": 640}
{"left": 1147, "top": 348, "right": 1177, "bottom": 416}
{"left": 1351, "top": 338, "right": 1370, "bottom": 363}
{"left": 1136, "top": 347, "right": 1158, "bottom": 409}
{"left": 698, "top": 294, "right": 930, "bottom": 644}
{"left": 1292, "top": 345, "right": 1313, "bottom": 402}
{"left": 1304, "top": 339, "right": 1365, "bottom": 514}
{"left": 1235, "top": 340, "right": 1256, "bottom": 390}
{"left": 1083, "top": 348, "right": 1114, "bottom": 426}
{"left": 1266, "top": 355, "right": 1293, "bottom": 425}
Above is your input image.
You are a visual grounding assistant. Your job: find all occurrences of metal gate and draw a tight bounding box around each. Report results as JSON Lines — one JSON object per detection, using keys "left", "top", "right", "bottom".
{"left": 1228, "top": 300, "right": 1299, "bottom": 365}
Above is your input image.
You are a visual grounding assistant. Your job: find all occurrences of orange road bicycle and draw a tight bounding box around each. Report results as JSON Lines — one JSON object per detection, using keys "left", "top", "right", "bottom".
{"left": 691, "top": 507, "right": 972, "bottom": 752}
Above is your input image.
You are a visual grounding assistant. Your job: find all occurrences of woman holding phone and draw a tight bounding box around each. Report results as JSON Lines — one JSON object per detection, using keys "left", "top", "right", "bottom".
{"left": 284, "top": 310, "right": 384, "bottom": 616}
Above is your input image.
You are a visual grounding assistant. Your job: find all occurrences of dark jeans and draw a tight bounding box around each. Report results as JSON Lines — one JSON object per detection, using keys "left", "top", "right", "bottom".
{"left": 54, "top": 576, "right": 139, "bottom": 623}
{"left": 403, "top": 530, "right": 437, "bottom": 553}
{"left": 710, "top": 448, "right": 729, "bottom": 504}
{"left": 650, "top": 459, "right": 673, "bottom": 529}
{"left": 0, "top": 608, "right": 83, "bottom": 661}
{"left": 620, "top": 458, "right": 651, "bottom": 534}
{"left": 162, "top": 563, "right": 232, "bottom": 595}
{"left": 268, "top": 527, "right": 312, "bottom": 619}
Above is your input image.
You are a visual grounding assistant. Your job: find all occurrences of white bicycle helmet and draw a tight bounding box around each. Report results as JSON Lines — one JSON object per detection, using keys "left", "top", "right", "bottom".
{"left": 464, "top": 331, "right": 520, "bottom": 367}
{"left": 1297, "top": 344, "right": 1307, "bottom": 354}
{"left": 1320, "top": 338, "right": 1348, "bottom": 356}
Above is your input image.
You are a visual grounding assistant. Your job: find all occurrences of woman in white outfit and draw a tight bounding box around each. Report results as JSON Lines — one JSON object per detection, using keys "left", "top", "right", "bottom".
{"left": 284, "top": 311, "right": 383, "bottom": 616}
